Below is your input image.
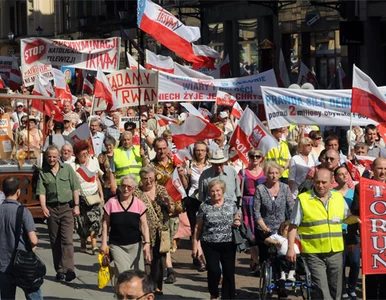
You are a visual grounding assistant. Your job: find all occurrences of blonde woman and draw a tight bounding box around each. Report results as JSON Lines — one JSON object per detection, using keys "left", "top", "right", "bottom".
{"left": 288, "top": 137, "right": 316, "bottom": 198}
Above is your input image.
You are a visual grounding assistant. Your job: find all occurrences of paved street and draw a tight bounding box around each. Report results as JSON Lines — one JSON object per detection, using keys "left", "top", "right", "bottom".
{"left": 15, "top": 223, "right": 362, "bottom": 299}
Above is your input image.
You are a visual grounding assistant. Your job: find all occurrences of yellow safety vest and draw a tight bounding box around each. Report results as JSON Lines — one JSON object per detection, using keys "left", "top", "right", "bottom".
{"left": 113, "top": 146, "right": 142, "bottom": 185}
{"left": 265, "top": 140, "right": 290, "bottom": 178}
{"left": 297, "top": 190, "right": 345, "bottom": 254}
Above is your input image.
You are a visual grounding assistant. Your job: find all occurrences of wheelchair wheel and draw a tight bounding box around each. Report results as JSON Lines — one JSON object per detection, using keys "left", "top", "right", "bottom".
{"left": 300, "top": 257, "right": 312, "bottom": 300}
{"left": 259, "top": 260, "right": 271, "bottom": 300}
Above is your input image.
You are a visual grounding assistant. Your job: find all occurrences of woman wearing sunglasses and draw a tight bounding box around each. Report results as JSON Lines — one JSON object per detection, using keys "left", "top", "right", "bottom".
{"left": 238, "top": 149, "right": 266, "bottom": 272}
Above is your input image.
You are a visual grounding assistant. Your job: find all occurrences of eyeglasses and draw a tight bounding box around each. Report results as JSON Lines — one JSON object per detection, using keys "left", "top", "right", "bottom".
{"left": 314, "top": 137, "right": 322, "bottom": 140}
{"left": 121, "top": 184, "right": 134, "bottom": 191}
{"left": 325, "top": 157, "right": 336, "bottom": 162}
{"left": 141, "top": 119, "right": 148, "bottom": 122}
{"left": 249, "top": 155, "right": 262, "bottom": 159}
{"left": 115, "top": 291, "right": 152, "bottom": 300}
{"left": 165, "top": 106, "right": 172, "bottom": 109}
{"left": 304, "top": 144, "right": 312, "bottom": 147}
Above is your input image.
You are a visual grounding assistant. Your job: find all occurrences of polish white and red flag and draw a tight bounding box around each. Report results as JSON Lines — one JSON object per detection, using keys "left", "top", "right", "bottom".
{"left": 220, "top": 55, "right": 230, "bottom": 77}
{"left": 165, "top": 167, "right": 187, "bottom": 202}
{"left": 8, "top": 58, "right": 21, "bottom": 91}
{"left": 277, "top": 49, "right": 290, "bottom": 88}
{"left": 126, "top": 52, "right": 145, "bottom": 70}
{"left": 94, "top": 66, "right": 118, "bottom": 108}
{"left": 198, "top": 107, "right": 212, "bottom": 120}
{"left": 192, "top": 44, "right": 220, "bottom": 70}
{"left": 137, "top": 0, "right": 201, "bottom": 64}
{"left": 145, "top": 49, "right": 174, "bottom": 73}
{"left": 154, "top": 114, "right": 178, "bottom": 127}
{"left": 338, "top": 64, "right": 350, "bottom": 89}
{"left": 53, "top": 68, "right": 73, "bottom": 102}
{"left": 169, "top": 114, "right": 222, "bottom": 149}
{"left": 377, "top": 124, "right": 386, "bottom": 143}
{"left": 32, "top": 71, "right": 63, "bottom": 122}
{"left": 173, "top": 62, "right": 214, "bottom": 80}
{"left": 297, "top": 61, "right": 318, "bottom": 88}
{"left": 231, "top": 101, "right": 244, "bottom": 119}
{"left": 355, "top": 155, "right": 375, "bottom": 168}
{"left": 352, "top": 65, "right": 386, "bottom": 124}
{"left": 0, "top": 76, "right": 6, "bottom": 89}
{"left": 64, "top": 123, "right": 95, "bottom": 154}
{"left": 216, "top": 90, "right": 236, "bottom": 107}
{"left": 172, "top": 148, "right": 192, "bottom": 166}
{"left": 229, "top": 107, "right": 278, "bottom": 165}
{"left": 76, "top": 165, "right": 96, "bottom": 183}
{"left": 83, "top": 78, "right": 94, "bottom": 95}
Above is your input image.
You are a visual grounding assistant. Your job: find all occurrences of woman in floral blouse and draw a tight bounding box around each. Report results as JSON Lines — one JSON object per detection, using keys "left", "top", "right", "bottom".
{"left": 134, "top": 166, "right": 174, "bottom": 295}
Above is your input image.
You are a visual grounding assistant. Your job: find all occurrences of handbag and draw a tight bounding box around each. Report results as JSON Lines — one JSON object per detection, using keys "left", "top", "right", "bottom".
{"left": 84, "top": 192, "right": 102, "bottom": 206}
{"left": 145, "top": 192, "right": 171, "bottom": 253}
{"left": 98, "top": 248, "right": 112, "bottom": 289}
{"left": 12, "top": 206, "right": 46, "bottom": 290}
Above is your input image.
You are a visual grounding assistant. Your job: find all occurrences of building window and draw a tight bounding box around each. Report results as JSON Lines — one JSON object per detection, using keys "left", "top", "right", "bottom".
{"left": 238, "top": 19, "right": 258, "bottom": 75}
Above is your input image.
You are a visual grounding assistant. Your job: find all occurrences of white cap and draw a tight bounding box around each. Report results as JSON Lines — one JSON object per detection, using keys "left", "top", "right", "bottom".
{"left": 288, "top": 84, "right": 301, "bottom": 89}
{"left": 301, "top": 83, "right": 315, "bottom": 90}
{"left": 219, "top": 111, "right": 229, "bottom": 119}
{"left": 16, "top": 102, "right": 24, "bottom": 107}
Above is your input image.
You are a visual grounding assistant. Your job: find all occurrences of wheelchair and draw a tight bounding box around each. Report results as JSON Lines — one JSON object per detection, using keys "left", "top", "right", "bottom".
{"left": 259, "top": 245, "right": 312, "bottom": 300}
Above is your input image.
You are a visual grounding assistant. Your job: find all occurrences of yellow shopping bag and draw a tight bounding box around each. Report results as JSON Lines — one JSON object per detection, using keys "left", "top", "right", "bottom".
{"left": 98, "top": 249, "right": 111, "bottom": 289}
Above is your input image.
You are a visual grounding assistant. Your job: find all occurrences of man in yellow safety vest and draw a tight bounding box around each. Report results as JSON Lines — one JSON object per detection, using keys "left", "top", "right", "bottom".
{"left": 286, "top": 168, "right": 360, "bottom": 300}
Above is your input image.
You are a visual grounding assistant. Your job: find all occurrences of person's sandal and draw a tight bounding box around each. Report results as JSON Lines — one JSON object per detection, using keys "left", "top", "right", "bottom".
{"left": 92, "top": 247, "right": 99, "bottom": 255}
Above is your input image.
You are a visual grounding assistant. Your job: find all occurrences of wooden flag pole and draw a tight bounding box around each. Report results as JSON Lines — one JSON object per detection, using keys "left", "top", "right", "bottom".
{"left": 362, "top": 274, "right": 366, "bottom": 300}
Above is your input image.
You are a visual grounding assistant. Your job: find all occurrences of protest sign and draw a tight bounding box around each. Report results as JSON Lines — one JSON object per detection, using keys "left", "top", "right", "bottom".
{"left": 158, "top": 69, "right": 277, "bottom": 102}
{"left": 93, "top": 69, "right": 158, "bottom": 110}
{"left": 261, "top": 86, "right": 381, "bottom": 129}
{"left": 359, "top": 177, "right": 386, "bottom": 275}
{"left": 0, "top": 57, "right": 13, "bottom": 78}
{"left": 119, "top": 116, "right": 140, "bottom": 132}
{"left": 0, "top": 114, "right": 13, "bottom": 158}
{"left": 21, "top": 37, "right": 120, "bottom": 86}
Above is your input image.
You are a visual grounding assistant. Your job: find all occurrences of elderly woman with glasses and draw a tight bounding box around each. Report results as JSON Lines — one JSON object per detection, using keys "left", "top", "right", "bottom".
{"left": 134, "top": 166, "right": 173, "bottom": 295}
{"left": 238, "top": 149, "right": 266, "bottom": 272}
{"left": 309, "top": 130, "right": 325, "bottom": 159}
{"left": 288, "top": 137, "right": 317, "bottom": 198}
{"left": 101, "top": 175, "right": 151, "bottom": 278}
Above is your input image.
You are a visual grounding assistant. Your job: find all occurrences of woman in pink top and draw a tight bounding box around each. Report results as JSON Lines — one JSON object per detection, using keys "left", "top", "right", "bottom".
{"left": 100, "top": 175, "right": 151, "bottom": 278}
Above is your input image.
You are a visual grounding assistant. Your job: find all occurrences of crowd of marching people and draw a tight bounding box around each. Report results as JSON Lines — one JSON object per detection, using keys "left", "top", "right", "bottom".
{"left": 1, "top": 83, "right": 386, "bottom": 300}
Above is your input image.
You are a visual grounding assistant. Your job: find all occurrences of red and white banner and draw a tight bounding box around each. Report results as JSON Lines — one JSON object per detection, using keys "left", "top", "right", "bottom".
{"left": 169, "top": 114, "right": 222, "bottom": 149}
{"left": 21, "top": 37, "right": 120, "bottom": 86}
{"left": 229, "top": 107, "right": 278, "bottom": 165}
{"left": 22, "top": 63, "right": 54, "bottom": 87}
{"left": 32, "top": 71, "right": 63, "bottom": 122}
{"left": 52, "top": 68, "right": 73, "bottom": 102}
{"left": 154, "top": 114, "right": 178, "bottom": 127}
{"left": 297, "top": 62, "right": 318, "bottom": 88}
{"left": 0, "top": 56, "right": 13, "bottom": 78}
{"left": 94, "top": 66, "right": 117, "bottom": 106}
{"left": 159, "top": 69, "right": 277, "bottom": 102}
{"left": 216, "top": 90, "right": 236, "bottom": 107}
{"left": 127, "top": 52, "right": 145, "bottom": 70}
{"left": 192, "top": 44, "right": 220, "bottom": 70}
{"left": 352, "top": 65, "right": 386, "bottom": 125}
{"left": 165, "top": 167, "right": 187, "bottom": 202}
{"left": 94, "top": 69, "right": 158, "bottom": 111}
{"left": 277, "top": 49, "right": 290, "bottom": 88}
{"left": 64, "top": 123, "right": 94, "bottom": 154}
{"left": 137, "top": 0, "right": 200, "bottom": 64}
{"left": 83, "top": 78, "right": 94, "bottom": 95}
{"left": 231, "top": 101, "right": 244, "bottom": 119}
{"left": 9, "top": 58, "right": 22, "bottom": 91}
{"left": 145, "top": 49, "right": 174, "bottom": 73}
{"left": 174, "top": 62, "right": 214, "bottom": 80}
{"left": 359, "top": 177, "right": 386, "bottom": 275}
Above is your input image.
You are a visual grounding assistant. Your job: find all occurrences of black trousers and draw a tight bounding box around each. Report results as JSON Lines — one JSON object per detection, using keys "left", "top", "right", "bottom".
{"left": 366, "top": 274, "right": 386, "bottom": 299}
{"left": 255, "top": 228, "right": 271, "bottom": 264}
{"left": 201, "top": 241, "right": 236, "bottom": 299}
{"left": 184, "top": 197, "right": 201, "bottom": 235}
{"left": 151, "top": 232, "right": 166, "bottom": 291}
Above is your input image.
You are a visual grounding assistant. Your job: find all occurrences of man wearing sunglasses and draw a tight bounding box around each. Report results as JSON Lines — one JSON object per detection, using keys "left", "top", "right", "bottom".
{"left": 116, "top": 270, "right": 154, "bottom": 300}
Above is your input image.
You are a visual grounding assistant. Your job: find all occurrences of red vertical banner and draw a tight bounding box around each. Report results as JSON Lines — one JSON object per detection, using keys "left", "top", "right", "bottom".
{"left": 360, "top": 177, "right": 386, "bottom": 275}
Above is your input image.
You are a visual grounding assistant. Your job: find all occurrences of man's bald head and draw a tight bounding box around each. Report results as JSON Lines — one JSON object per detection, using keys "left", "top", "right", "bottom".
{"left": 313, "top": 167, "right": 333, "bottom": 197}
{"left": 324, "top": 149, "right": 340, "bottom": 171}
{"left": 373, "top": 157, "right": 386, "bottom": 182}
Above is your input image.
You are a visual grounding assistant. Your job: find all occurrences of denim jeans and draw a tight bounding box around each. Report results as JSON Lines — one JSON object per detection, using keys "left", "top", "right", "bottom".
{"left": 0, "top": 273, "right": 43, "bottom": 300}
{"left": 342, "top": 235, "right": 360, "bottom": 294}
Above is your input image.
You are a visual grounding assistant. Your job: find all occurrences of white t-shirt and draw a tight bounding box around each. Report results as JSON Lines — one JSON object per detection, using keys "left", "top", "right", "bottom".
{"left": 270, "top": 233, "right": 300, "bottom": 256}
{"left": 71, "top": 157, "right": 103, "bottom": 196}
{"left": 289, "top": 153, "right": 316, "bottom": 198}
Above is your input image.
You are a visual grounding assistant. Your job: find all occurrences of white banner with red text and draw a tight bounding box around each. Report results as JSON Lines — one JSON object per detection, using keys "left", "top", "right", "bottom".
{"left": 261, "top": 86, "right": 382, "bottom": 129}
{"left": 158, "top": 69, "right": 277, "bottom": 102}
{"left": 20, "top": 37, "right": 120, "bottom": 86}
{"left": 93, "top": 69, "right": 158, "bottom": 110}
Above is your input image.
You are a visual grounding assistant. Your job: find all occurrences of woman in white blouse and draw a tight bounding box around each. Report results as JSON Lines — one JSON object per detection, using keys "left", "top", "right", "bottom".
{"left": 288, "top": 137, "right": 316, "bottom": 198}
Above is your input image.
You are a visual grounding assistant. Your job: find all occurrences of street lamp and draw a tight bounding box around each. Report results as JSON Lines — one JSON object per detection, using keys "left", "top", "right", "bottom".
{"left": 8, "top": 32, "right": 14, "bottom": 43}
{"left": 35, "top": 25, "right": 43, "bottom": 37}
{"left": 118, "top": 9, "right": 129, "bottom": 22}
